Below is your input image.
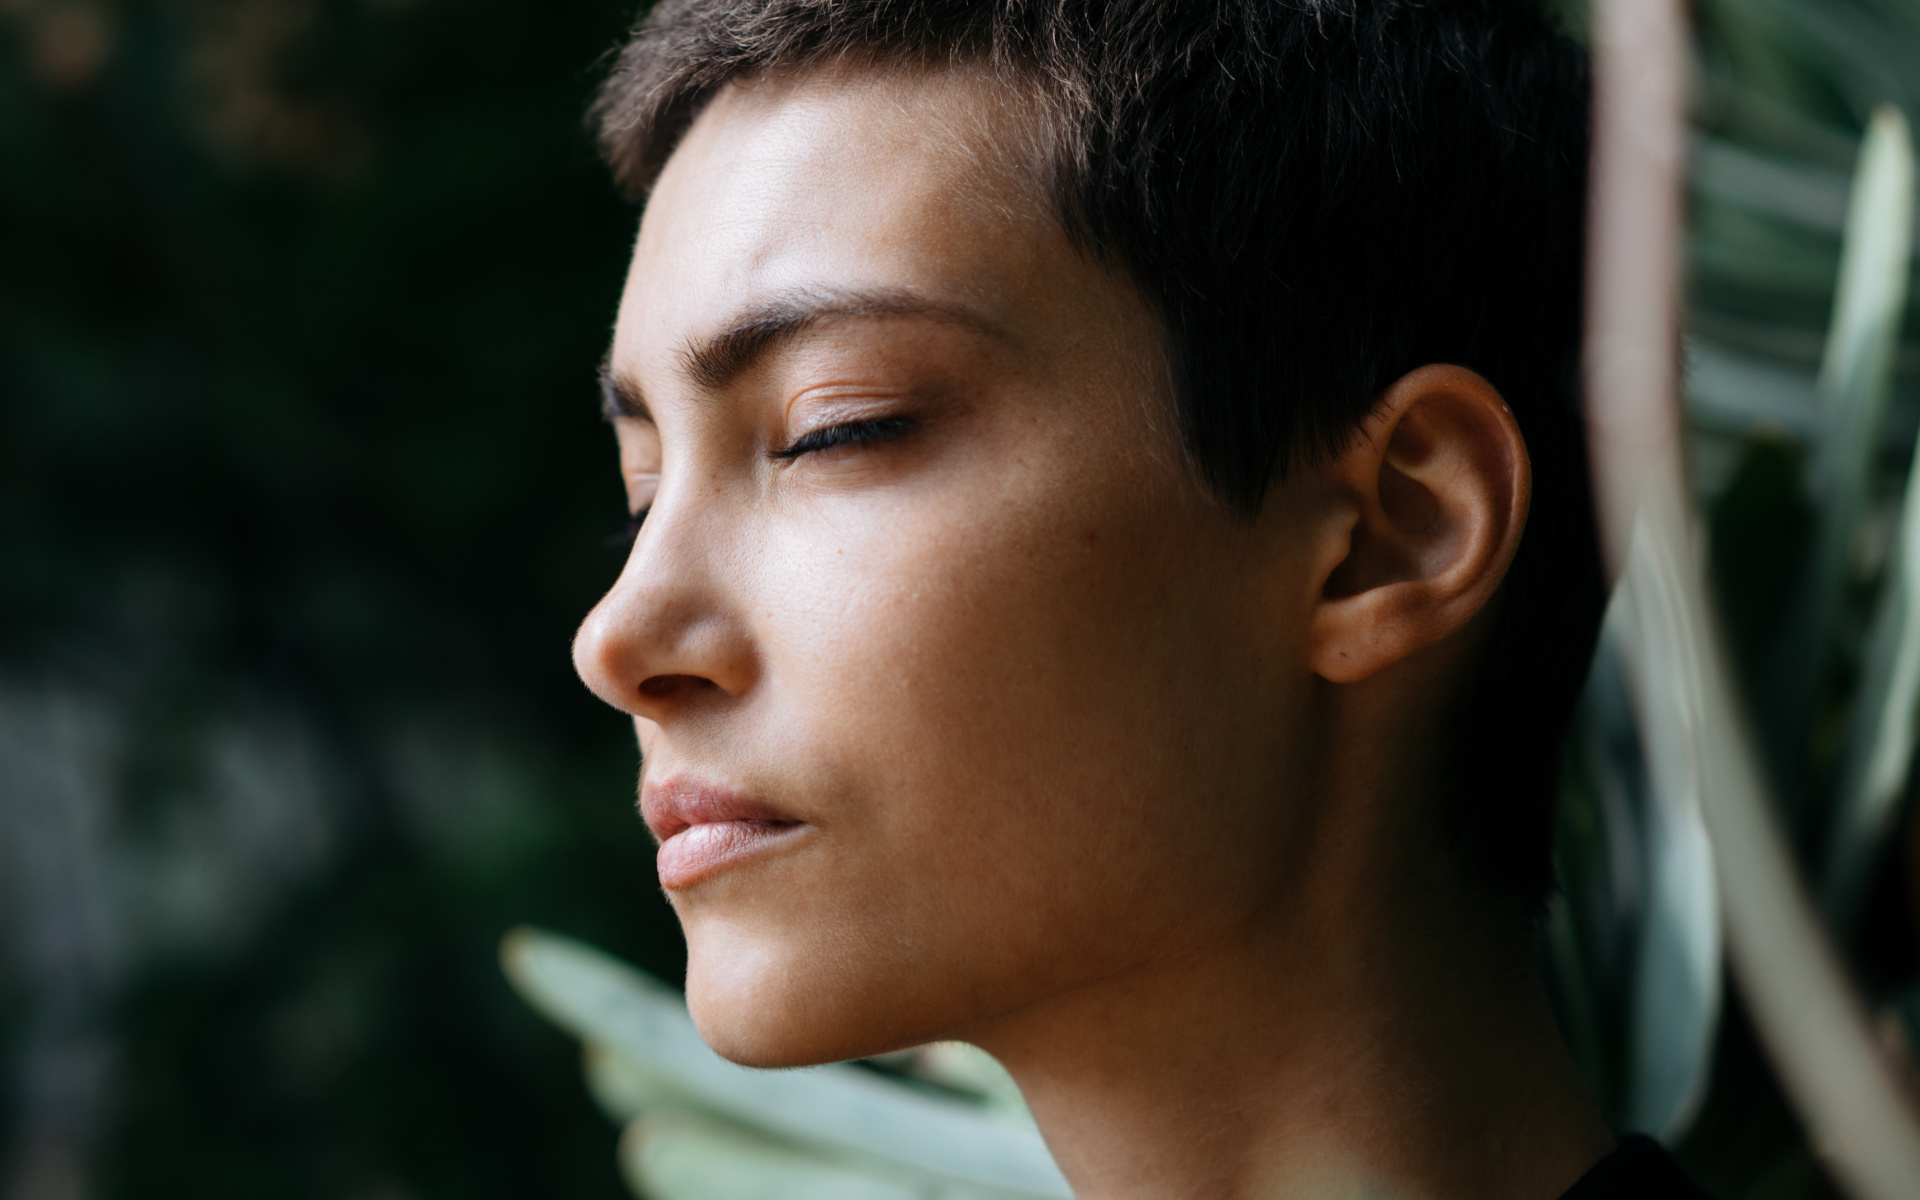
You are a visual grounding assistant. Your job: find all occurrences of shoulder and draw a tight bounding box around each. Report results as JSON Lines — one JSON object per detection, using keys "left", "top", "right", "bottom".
{"left": 1559, "top": 1136, "right": 1716, "bottom": 1200}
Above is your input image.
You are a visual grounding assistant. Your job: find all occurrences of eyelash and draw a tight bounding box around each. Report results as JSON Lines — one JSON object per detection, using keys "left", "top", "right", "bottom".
{"left": 770, "top": 415, "right": 916, "bottom": 461}
{"left": 609, "top": 416, "right": 916, "bottom": 547}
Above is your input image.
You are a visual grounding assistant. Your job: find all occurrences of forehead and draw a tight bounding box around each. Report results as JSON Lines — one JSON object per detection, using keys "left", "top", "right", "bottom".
{"left": 612, "top": 67, "right": 1070, "bottom": 372}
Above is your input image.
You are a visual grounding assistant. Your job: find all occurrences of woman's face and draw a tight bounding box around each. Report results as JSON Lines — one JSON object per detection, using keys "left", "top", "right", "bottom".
{"left": 575, "top": 67, "right": 1325, "bottom": 1065}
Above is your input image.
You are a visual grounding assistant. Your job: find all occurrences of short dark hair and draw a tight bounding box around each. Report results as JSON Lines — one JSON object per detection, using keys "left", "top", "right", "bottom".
{"left": 590, "top": 0, "right": 1604, "bottom": 903}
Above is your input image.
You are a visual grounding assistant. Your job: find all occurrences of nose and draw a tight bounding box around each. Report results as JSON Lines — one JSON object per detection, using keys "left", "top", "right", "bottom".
{"left": 572, "top": 510, "right": 758, "bottom": 725}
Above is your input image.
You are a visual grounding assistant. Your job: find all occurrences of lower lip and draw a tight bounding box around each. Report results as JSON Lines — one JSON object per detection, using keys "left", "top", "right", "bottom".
{"left": 656, "top": 820, "right": 805, "bottom": 889}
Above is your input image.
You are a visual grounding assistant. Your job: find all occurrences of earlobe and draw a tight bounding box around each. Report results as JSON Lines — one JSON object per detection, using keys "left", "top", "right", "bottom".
{"left": 1307, "top": 365, "right": 1531, "bottom": 684}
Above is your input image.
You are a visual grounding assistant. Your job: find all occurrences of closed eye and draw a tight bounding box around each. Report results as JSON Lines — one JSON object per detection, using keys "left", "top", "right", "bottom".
{"left": 771, "top": 416, "right": 916, "bottom": 461}
{"left": 610, "top": 418, "right": 913, "bottom": 546}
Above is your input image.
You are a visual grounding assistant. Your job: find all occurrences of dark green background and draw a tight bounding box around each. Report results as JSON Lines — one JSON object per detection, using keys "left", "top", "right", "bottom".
{"left": 1, "top": 2, "right": 680, "bottom": 1196}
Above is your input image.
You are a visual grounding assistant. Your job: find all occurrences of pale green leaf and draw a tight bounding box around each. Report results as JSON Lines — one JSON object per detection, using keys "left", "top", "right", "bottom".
{"left": 584, "top": 1040, "right": 695, "bottom": 1125}
{"left": 1590, "top": 609, "right": 1722, "bottom": 1141}
{"left": 1759, "top": 105, "right": 1916, "bottom": 791}
{"left": 1822, "top": 108, "right": 1920, "bottom": 925}
{"left": 618, "top": 1109, "right": 934, "bottom": 1200}
{"left": 1684, "top": 338, "right": 1820, "bottom": 438}
{"left": 500, "top": 927, "right": 1071, "bottom": 1199}
{"left": 909, "top": 1044, "right": 1030, "bottom": 1125}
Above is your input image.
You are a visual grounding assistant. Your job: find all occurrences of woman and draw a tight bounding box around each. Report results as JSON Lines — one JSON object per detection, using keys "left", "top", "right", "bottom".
{"left": 570, "top": 2, "right": 1709, "bottom": 1195}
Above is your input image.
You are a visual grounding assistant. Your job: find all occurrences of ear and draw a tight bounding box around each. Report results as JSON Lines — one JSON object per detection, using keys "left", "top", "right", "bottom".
{"left": 1307, "top": 364, "right": 1530, "bottom": 684}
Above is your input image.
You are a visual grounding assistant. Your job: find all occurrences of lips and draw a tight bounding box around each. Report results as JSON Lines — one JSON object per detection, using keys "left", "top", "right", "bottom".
{"left": 641, "top": 776, "right": 806, "bottom": 889}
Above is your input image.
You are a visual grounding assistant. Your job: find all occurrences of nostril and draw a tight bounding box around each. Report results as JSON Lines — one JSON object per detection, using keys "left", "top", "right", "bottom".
{"left": 638, "top": 673, "right": 711, "bottom": 699}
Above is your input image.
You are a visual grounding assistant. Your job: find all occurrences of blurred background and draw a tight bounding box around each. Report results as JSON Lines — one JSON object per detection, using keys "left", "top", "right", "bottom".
{"left": 4, "top": 1, "right": 1920, "bottom": 1199}
{"left": 0, "top": 2, "right": 680, "bottom": 1197}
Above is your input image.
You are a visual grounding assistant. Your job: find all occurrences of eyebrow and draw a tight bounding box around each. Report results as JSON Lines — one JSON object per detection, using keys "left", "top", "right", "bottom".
{"left": 598, "top": 286, "right": 1003, "bottom": 422}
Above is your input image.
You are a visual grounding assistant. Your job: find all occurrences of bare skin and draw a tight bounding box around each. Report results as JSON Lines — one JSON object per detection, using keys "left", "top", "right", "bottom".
{"left": 573, "top": 65, "right": 1614, "bottom": 1200}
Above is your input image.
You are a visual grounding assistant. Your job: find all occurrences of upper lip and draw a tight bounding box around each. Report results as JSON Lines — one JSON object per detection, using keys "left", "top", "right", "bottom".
{"left": 640, "top": 776, "right": 798, "bottom": 842}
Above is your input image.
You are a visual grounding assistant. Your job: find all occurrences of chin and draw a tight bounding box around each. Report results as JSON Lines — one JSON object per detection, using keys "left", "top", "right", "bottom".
{"left": 680, "top": 916, "right": 967, "bottom": 1068}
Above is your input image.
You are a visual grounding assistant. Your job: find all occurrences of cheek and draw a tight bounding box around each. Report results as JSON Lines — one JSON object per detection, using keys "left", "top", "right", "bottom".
{"left": 746, "top": 462, "right": 1296, "bottom": 992}
{"left": 775, "top": 485, "right": 1148, "bottom": 794}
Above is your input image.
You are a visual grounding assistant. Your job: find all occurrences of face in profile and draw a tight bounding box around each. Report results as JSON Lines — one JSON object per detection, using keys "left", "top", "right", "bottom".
{"left": 574, "top": 66, "right": 1347, "bottom": 1068}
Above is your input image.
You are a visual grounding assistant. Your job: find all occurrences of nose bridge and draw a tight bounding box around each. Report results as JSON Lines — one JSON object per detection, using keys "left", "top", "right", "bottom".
{"left": 572, "top": 496, "right": 754, "bottom": 716}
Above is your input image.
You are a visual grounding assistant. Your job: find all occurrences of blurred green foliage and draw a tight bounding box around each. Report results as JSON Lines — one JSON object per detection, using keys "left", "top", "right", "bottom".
{"left": 1544, "top": 3, "right": 1920, "bottom": 1197}
{"left": 0, "top": 1, "right": 686, "bottom": 1197}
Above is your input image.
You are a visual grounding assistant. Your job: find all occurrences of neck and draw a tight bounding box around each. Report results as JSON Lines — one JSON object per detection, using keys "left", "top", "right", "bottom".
{"left": 971, "top": 767, "right": 1613, "bottom": 1200}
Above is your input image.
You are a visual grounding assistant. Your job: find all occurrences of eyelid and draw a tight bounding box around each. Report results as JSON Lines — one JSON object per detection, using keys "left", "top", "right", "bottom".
{"left": 780, "top": 381, "right": 915, "bottom": 437}
{"left": 782, "top": 380, "right": 911, "bottom": 420}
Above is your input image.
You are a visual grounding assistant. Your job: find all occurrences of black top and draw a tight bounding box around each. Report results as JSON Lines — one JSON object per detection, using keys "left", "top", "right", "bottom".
{"left": 1560, "top": 1136, "right": 1715, "bottom": 1199}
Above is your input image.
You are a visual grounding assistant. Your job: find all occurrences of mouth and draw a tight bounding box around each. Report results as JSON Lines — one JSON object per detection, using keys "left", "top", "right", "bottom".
{"left": 641, "top": 776, "right": 807, "bottom": 890}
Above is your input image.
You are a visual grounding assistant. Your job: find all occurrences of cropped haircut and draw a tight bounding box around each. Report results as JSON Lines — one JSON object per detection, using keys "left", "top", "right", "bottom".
{"left": 590, "top": 0, "right": 1605, "bottom": 904}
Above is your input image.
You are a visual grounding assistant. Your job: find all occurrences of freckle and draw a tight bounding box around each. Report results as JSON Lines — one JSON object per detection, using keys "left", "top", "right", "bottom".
{"left": 1082, "top": 530, "right": 1097, "bottom": 548}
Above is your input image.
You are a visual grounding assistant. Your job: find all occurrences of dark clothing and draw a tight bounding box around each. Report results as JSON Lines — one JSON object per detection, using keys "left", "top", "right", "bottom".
{"left": 1561, "top": 1136, "right": 1715, "bottom": 1199}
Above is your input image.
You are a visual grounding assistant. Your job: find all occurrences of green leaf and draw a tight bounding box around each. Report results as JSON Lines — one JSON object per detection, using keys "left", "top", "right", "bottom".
{"left": 909, "top": 1044, "right": 1030, "bottom": 1125}
{"left": 1822, "top": 107, "right": 1920, "bottom": 924}
{"left": 1685, "top": 339, "right": 1819, "bottom": 439}
{"left": 1758, "top": 105, "right": 1916, "bottom": 801}
{"left": 617, "top": 1109, "right": 941, "bottom": 1200}
{"left": 583, "top": 1040, "right": 695, "bottom": 1125}
{"left": 500, "top": 927, "right": 1071, "bottom": 1199}
{"left": 1587, "top": 615, "right": 1721, "bottom": 1140}
{"left": 1692, "top": 138, "right": 1851, "bottom": 234}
